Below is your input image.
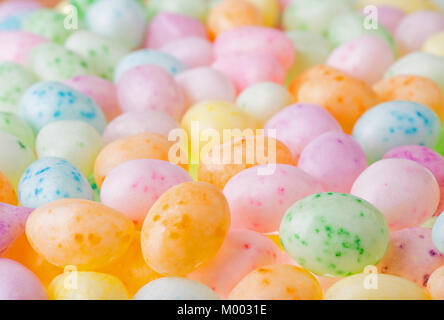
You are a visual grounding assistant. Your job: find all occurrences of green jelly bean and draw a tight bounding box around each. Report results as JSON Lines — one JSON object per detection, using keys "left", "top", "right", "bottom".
{"left": 22, "top": 9, "right": 73, "bottom": 44}
{"left": 0, "top": 112, "right": 35, "bottom": 150}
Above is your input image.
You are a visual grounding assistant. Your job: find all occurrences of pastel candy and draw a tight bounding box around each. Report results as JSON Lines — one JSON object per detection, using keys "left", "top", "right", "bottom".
{"left": 0, "top": 172, "right": 17, "bottom": 205}
{"left": 0, "top": 111, "right": 35, "bottom": 150}
{"left": 0, "top": 31, "right": 47, "bottom": 66}
{"left": 146, "top": 0, "right": 208, "bottom": 22}
{"left": 160, "top": 37, "right": 214, "bottom": 68}
{"left": 427, "top": 266, "right": 444, "bottom": 299}
{"left": 0, "top": 203, "right": 32, "bottom": 254}
{"left": 432, "top": 214, "right": 444, "bottom": 253}
{"left": 371, "top": 5, "right": 405, "bottom": 35}
{"left": 0, "top": 0, "right": 41, "bottom": 21}
{"left": 22, "top": 9, "right": 72, "bottom": 44}
{"left": 423, "top": 31, "right": 444, "bottom": 57}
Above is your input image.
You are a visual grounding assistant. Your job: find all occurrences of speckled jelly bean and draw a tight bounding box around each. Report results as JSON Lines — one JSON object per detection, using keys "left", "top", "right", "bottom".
{"left": 351, "top": 159, "right": 440, "bottom": 231}
{"left": 85, "top": 0, "right": 147, "bottom": 49}
{"left": 134, "top": 277, "right": 220, "bottom": 300}
{"left": 146, "top": 0, "right": 208, "bottom": 22}
{"left": 0, "top": 203, "right": 31, "bottom": 254}
{"left": 22, "top": 9, "right": 72, "bottom": 44}
{"left": 0, "top": 62, "right": 36, "bottom": 114}
{"left": 0, "top": 112, "right": 35, "bottom": 150}
{"left": 19, "top": 81, "right": 106, "bottom": 134}
{"left": 352, "top": 101, "right": 441, "bottom": 163}
{"left": 280, "top": 192, "right": 390, "bottom": 277}
{"left": 0, "top": 31, "right": 47, "bottom": 66}
{"left": 18, "top": 157, "right": 94, "bottom": 208}
{"left": 113, "top": 49, "right": 187, "bottom": 83}
{"left": 0, "top": 173, "right": 17, "bottom": 205}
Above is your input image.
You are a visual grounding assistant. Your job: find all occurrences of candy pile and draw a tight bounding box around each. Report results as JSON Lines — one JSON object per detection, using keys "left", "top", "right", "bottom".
{"left": 0, "top": 0, "right": 444, "bottom": 300}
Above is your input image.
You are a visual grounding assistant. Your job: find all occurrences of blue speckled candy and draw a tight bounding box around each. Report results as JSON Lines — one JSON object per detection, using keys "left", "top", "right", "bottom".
{"left": 432, "top": 214, "right": 444, "bottom": 253}
{"left": 353, "top": 101, "right": 441, "bottom": 163}
{"left": 114, "top": 49, "right": 187, "bottom": 82}
{"left": 18, "top": 157, "right": 93, "bottom": 208}
{"left": 18, "top": 81, "right": 107, "bottom": 133}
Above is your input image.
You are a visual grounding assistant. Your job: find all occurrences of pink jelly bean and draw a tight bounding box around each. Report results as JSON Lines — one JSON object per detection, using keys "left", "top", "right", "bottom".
{"left": 223, "top": 164, "right": 323, "bottom": 234}
{"left": 175, "top": 67, "right": 236, "bottom": 108}
{"left": 0, "top": 204, "right": 32, "bottom": 255}
{"left": 160, "top": 37, "right": 214, "bottom": 68}
{"left": 377, "top": 228, "right": 444, "bottom": 287}
{"left": 212, "top": 52, "right": 285, "bottom": 93}
{"left": 144, "top": 12, "right": 208, "bottom": 49}
{"left": 0, "top": 31, "right": 47, "bottom": 66}
{"left": 351, "top": 158, "right": 440, "bottom": 231}
{"left": 102, "top": 110, "right": 179, "bottom": 145}
{"left": 264, "top": 103, "right": 343, "bottom": 163}
{"left": 0, "top": 0, "right": 41, "bottom": 21}
{"left": 298, "top": 132, "right": 367, "bottom": 193}
{"left": 100, "top": 159, "right": 192, "bottom": 224}
{"left": 326, "top": 35, "right": 395, "bottom": 85}
{"left": 188, "top": 229, "right": 282, "bottom": 298}
{"left": 117, "top": 64, "right": 185, "bottom": 120}
{"left": 384, "top": 145, "right": 444, "bottom": 216}
{"left": 0, "top": 258, "right": 47, "bottom": 300}
{"left": 395, "top": 10, "right": 444, "bottom": 54}
{"left": 214, "top": 26, "right": 296, "bottom": 71}
{"left": 370, "top": 6, "right": 405, "bottom": 35}
{"left": 65, "top": 75, "right": 121, "bottom": 122}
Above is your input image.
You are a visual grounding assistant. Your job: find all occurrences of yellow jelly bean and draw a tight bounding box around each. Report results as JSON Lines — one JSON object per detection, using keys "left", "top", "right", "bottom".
{"left": 246, "top": 0, "right": 279, "bottom": 27}
{"left": 423, "top": 31, "right": 444, "bottom": 57}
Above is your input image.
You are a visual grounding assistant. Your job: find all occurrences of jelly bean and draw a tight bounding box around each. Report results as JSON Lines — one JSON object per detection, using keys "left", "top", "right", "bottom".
{"left": 0, "top": 112, "right": 35, "bottom": 150}
{"left": 246, "top": 0, "right": 280, "bottom": 27}
{"left": 35, "top": 121, "right": 102, "bottom": 177}
{"left": 264, "top": 103, "right": 343, "bottom": 163}
{"left": 0, "top": 172, "right": 17, "bottom": 205}
{"left": 19, "top": 81, "right": 107, "bottom": 134}
{"left": 146, "top": 0, "right": 208, "bottom": 23}
{"left": 160, "top": 37, "right": 214, "bottom": 68}
{"left": 101, "top": 159, "right": 192, "bottom": 225}
{"left": 326, "top": 35, "right": 395, "bottom": 85}
{"left": 85, "top": 0, "right": 147, "bottom": 49}
{"left": 280, "top": 192, "right": 390, "bottom": 277}
{"left": 298, "top": 132, "right": 367, "bottom": 193}
{"left": 0, "top": 0, "right": 41, "bottom": 21}
{"left": 49, "top": 271, "right": 129, "bottom": 300}
{"left": 22, "top": 9, "right": 72, "bottom": 44}
{"left": 102, "top": 110, "right": 179, "bottom": 145}
{"left": 427, "top": 265, "right": 444, "bottom": 299}
{"left": 0, "top": 203, "right": 31, "bottom": 254}
{"left": 0, "top": 62, "right": 36, "bottom": 114}
{"left": 117, "top": 65, "right": 186, "bottom": 121}
{"left": 325, "top": 273, "right": 429, "bottom": 300}
{"left": 224, "top": 164, "right": 322, "bottom": 233}
{"left": 94, "top": 133, "right": 174, "bottom": 187}
{"left": 370, "top": 5, "right": 405, "bottom": 35}
{"left": 0, "top": 31, "right": 47, "bottom": 66}
{"left": 141, "top": 181, "right": 230, "bottom": 276}
{"left": 0, "top": 258, "right": 47, "bottom": 300}
{"left": 188, "top": 229, "right": 282, "bottom": 298}
{"left": 229, "top": 264, "right": 323, "bottom": 300}
{"left": 0, "top": 11, "right": 34, "bottom": 31}
{"left": 352, "top": 101, "right": 441, "bottom": 163}
{"left": 423, "top": 31, "right": 444, "bottom": 57}
{"left": 351, "top": 159, "right": 440, "bottom": 231}
{"left": 26, "top": 198, "right": 135, "bottom": 269}
{"left": 134, "top": 277, "right": 220, "bottom": 300}
{"left": 432, "top": 214, "right": 444, "bottom": 253}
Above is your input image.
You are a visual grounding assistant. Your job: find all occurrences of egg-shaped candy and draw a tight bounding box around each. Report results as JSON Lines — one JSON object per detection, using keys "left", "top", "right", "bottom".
{"left": 36, "top": 121, "right": 102, "bottom": 177}
{"left": 65, "top": 31, "right": 131, "bottom": 81}
{"left": 212, "top": 52, "right": 285, "bottom": 93}
{"left": 198, "top": 135, "right": 293, "bottom": 190}
{"left": 246, "top": 0, "right": 279, "bottom": 27}
{"left": 49, "top": 271, "right": 129, "bottom": 300}
{"left": 64, "top": 75, "right": 121, "bottom": 122}
{"left": 175, "top": 67, "right": 236, "bottom": 108}
{"left": 264, "top": 103, "right": 343, "bottom": 163}
{"left": 160, "top": 37, "right": 214, "bottom": 69}
{"left": 101, "top": 159, "right": 192, "bottom": 225}
{"left": 298, "top": 132, "right": 367, "bottom": 193}
{"left": 0, "top": 173, "right": 17, "bottom": 205}
{"left": 229, "top": 264, "right": 323, "bottom": 300}
{"left": 0, "top": 31, "right": 47, "bottom": 66}
{"left": 145, "top": 12, "right": 208, "bottom": 49}
{"left": 19, "top": 81, "right": 106, "bottom": 134}
{"left": 0, "top": 132, "right": 35, "bottom": 190}
{"left": 280, "top": 193, "right": 390, "bottom": 277}
{"left": 117, "top": 65, "right": 185, "bottom": 121}
{"left": 352, "top": 101, "right": 441, "bottom": 163}
{"left": 374, "top": 75, "right": 444, "bottom": 120}
{"left": 326, "top": 35, "right": 394, "bottom": 85}
{"left": 146, "top": 0, "right": 208, "bottom": 22}
{"left": 134, "top": 277, "right": 219, "bottom": 300}
{"left": 22, "top": 9, "right": 72, "bottom": 44}
{"left": 351, "top": 159, "right": 440, "bottom": 231}
{"left": 114, "top": 49, "right": 187, "bottom": 83}
{"left": 432, "top": 214, "right": 444, "bottom": 253}
{"left": 377, "top": 228, "right": 444, "bottom": 287}
{"left": 0, "top": 0, "right": 41, "bottom": 21}
{"left": 207, "top": 0, "right": 263, "bottom": 37}
{"left": 0, "top": 203, "right": 31, "bottom": 254}
{"left": 236, "top": 82, "right": 293, "bottom": 125}
{"left": 423, "top": 31, "right": 444, "bottom": 57}
{"left": 385, "top": 52, "right": 444, "bottom": 91}
{"left": 141, "top": 181, "right": 230, "bottom": 276}
{"left": 0, "top": 62, "right": 36, "bottom": 114}
{"left": 395, "top": 11, "right": 444, "bottom": 54}
{"left": 18, "top": 157, "right": 94, "bottom": 208}
{"left": 94, "top": 133, "right": 174, "bottom": 187}
{"left": 224, "top": 164, "right": 323, "bottom": 233}
{"left": 427, "top": 265, "right": 444, "bottom": 299}
{"left": 85, "top": 0, "right": 146, "bottom": 49}
{"left": 26, "top": 198, "right": 134, "bottom": 269}
{"left": 0, "top": 112, "right": 35, "bottom": 149}
{"left": 371, "top": 5, "right": 405, "bottom": 35}
{"left": 27, "top": 42, "right": 92, "bottom": 82}
{"left": 325, "top": 273, "right": 429, "bottom": 300}
{"left": 188, "top": 229, "right": 282, "bottom": 298}
{"left": 0, "top": 258, "right": 47, "bottom": 300}
{"left": 102, "top": 111, "right": 179, "bottom": 145}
